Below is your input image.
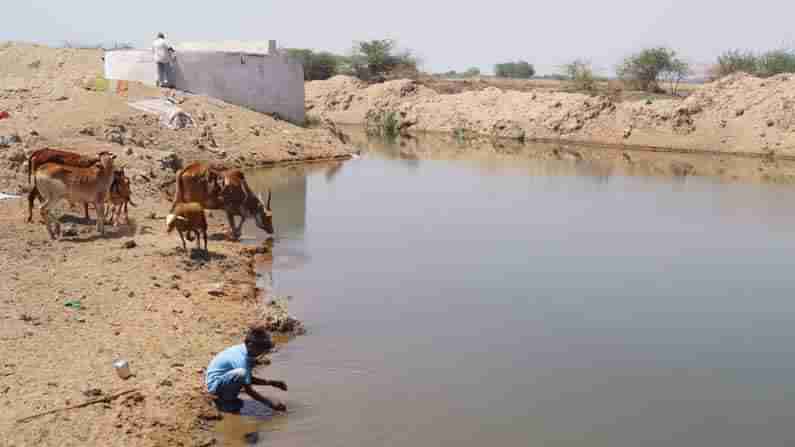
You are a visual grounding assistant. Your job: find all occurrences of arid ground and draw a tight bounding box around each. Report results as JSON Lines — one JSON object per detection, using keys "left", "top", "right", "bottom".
{"left": 0, "top": 42, "right": 351, "bottom": 447}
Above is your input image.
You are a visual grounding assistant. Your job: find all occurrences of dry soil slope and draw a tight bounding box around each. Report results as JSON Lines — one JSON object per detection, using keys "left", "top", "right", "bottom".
{"left": 307, "top": 74, "right": 795, "bottom": 156}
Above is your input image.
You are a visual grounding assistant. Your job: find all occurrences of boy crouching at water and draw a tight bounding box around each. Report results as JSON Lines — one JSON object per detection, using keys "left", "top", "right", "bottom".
{"left": 205, "top": 324, "right": 288, "bottom": 413}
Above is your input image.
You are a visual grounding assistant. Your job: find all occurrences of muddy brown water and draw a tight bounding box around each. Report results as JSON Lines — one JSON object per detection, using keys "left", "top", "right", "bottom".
{"left": 222, "top": 134, "right": 795, "bottom": 446}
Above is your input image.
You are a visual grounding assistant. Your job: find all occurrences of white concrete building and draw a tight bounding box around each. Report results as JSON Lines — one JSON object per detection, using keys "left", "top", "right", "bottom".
{"left": 104, "top": 40, "right": 305, "bottom": 124}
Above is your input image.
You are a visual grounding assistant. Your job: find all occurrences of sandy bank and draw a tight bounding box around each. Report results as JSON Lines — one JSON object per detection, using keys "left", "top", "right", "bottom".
{"left": 306, "top": 74, "right": 795, "bottom": 157}
{"left": 0, "top": 42, "right": 349, "bottom": 446}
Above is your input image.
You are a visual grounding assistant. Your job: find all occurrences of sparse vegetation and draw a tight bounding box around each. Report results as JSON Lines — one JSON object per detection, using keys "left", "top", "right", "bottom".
{"left": 494, "top": 61, "right": 535, "bottom": 79}
{"left": 61, "top": 41, "right": 133, "bottom": 50}
{"left": 365, "top": 109, "right": 401, "bottom": 139}
{"left": 463, "top": 67, "right": 481, "bottom": 78}
{"left": 712, "top": 50, "right": 758, "bottom": 79}
{"left": 616, "top": 47, "right": 689, "bottom": 93}
{"left": 348, "top": 39, "right": 418, "bottom": 82}
{"left": 286, "top": 49, "right": 342, "bottom": 81}
{"left": 711, "top": 47, "right": 795, "bottom": 80}
{"left": 434, "top": 67, "right": 481, "bottom": 79}
{"left": 382, "top": 111, "right": 400, "bottom": 138}
{"left": 757, "top": 48, "right": 795, "bottom": 77}
{"left": 561, "top": 59, "right": 597, "bottom": 92}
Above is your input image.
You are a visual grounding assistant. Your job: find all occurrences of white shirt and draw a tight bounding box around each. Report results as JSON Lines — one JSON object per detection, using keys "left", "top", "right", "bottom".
{"left": 153, "top": 38, "right": 171, "bottom": 63}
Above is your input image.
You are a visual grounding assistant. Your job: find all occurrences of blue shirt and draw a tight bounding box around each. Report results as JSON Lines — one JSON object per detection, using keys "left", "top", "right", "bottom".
{"left": 205, "top": 344, "right": 253, "bottom": 393}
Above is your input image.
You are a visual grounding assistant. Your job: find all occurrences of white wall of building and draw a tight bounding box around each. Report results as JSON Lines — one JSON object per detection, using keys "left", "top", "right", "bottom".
{"left": 104, "top": 46, "right": 305, "bottom": 124}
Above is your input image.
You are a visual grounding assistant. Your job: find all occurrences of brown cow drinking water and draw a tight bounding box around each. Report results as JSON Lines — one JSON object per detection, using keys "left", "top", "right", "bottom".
{"left": 171, "top": 162, "right": 273, "bottom": 239}
{"left": 34, "top": 152, "right": 117, "bottom": 239}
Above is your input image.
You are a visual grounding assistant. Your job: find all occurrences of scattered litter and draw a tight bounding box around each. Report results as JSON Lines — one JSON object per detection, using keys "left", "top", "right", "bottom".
{"left": 163, "top": 110, "right": 194, "bottom": 129}
{"left": 0, "top": 134, "right": 21, "bottom": 147}
{"left": 64, "top": 300, "right": 82, "bottom": 310}
{"left": 128, "top": 98, "right": 194, "bottom": 129}
{"left": 113, "top": 359, "right": 132, "bottom": 380}
{"left": 0, "top": 111, "right": 9, "bottom": 120}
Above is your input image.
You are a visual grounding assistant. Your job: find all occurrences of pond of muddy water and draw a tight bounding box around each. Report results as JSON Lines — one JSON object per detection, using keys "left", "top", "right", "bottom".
{"left": 222, "top": 134, "right": 795, "bottom": 446}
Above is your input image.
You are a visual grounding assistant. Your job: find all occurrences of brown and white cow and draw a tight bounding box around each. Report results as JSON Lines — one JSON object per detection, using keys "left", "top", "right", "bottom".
{"left": 34, "top": 152, "right": 117, "bottom": 239}
{"left": 170, "top": 161, "right": 273, "bottom": 239}
{"left": 26, "top": 148, "right": 104, "bottom": 223}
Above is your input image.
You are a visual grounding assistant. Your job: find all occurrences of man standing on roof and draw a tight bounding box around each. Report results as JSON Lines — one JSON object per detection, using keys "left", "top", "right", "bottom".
{"left": 152, "top": 32, "right": 174, "bottom": 88}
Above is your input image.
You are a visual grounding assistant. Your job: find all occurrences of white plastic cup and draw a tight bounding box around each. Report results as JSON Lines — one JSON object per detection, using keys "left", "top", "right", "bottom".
{"left": 113, "top": 360, "right": 132, "bottom": 379}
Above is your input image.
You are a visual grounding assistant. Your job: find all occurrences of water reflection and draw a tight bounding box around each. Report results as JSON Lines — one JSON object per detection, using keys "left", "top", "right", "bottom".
{"left": 338, "top": 126, "right": 795, "bottom": 186}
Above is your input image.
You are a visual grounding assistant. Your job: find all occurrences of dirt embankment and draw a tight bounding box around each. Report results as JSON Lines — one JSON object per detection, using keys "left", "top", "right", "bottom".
{"left": 0, "top": 42, "right": 354, "bottom": 195}
{"left": 0, "top": 42, "right": 350, "bottom": 446}
{"left": 306, "top": 74, "right": 795, "bottom": 157}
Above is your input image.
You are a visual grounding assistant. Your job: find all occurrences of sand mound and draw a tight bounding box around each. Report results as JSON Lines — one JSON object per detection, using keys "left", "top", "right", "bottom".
{"left": 0, "top": 43, "right": 352, "bottom": 194}
{"left": 306, "top": 73, "right": 795, "bottom": 156}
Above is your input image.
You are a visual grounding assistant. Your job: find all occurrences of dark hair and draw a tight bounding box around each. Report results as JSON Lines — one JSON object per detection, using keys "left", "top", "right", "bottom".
{"left": 245, "top": 324, "right": 272, "bottom": 348}
{"left": 157, "top": 32, "right": 165, "bottom": 39}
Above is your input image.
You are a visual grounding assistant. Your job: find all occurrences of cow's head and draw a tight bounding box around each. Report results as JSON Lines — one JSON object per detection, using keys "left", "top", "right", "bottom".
{"left": 252, "top": 190, "right": 274, "bottom": 235}
{"left": 98, "top": 152, "right": 117, "bottom": 172}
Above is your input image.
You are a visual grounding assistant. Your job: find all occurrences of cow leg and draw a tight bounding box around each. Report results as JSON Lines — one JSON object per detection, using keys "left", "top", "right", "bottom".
{"left": 27, "top": 187, "right": 39, "bottom": 223}
{"left": 84, "top": 203, "right": 90, "bottom": 222}
{"left": 109, "top": 204, "right": 119, "bottom": 227}
{"left": 203, "top": 229, "right": 209, "bottom": 254}
{"left": 95, "top": 200, "right": 105, "bottom": 235}
{"left": 123, "top": 202, "right": 129, "bottom": 224}
{"left": 178, "top": 229, "right": 187, "bottom": 252}
{"left": 225, "top": 212, "right": 239, "bottom": 240}
{"left": 39, "top": 198, "right": 57, "bottom": 240}
{"left": 235, "top": 215, "right": 247, "bottom": 239}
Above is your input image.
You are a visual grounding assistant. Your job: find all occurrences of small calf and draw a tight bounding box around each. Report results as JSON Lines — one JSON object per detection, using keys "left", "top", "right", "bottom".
{"left": 105, "top": 168, "right": 136, "bottom": 226}
{"left": 166, "top": 202, "right": 208, "bottom": 255}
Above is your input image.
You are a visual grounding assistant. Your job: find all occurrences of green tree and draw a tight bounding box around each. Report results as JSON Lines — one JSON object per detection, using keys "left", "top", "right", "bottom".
{"left": 495, "top": 61, "right": 535, "bottom": 79}
{"left": 463, "top": 67, "right": 481, "bottom": 78}
{"left": 350, "top": 39, "right": 418, "bottom": 81}
{"left": 757, "top": 49, "right": 795, "bottom": 77}
{"left": 561, "top": 59, "right": 596, "bottom": 91}
{"left": 714, "top": 50, "right": 758, "bottom": 78}
{"left": 617, "top": 47, "right": 689, "bottom": 92}
{"left": 285, "top": 49, "right": 341, "bottom": 81}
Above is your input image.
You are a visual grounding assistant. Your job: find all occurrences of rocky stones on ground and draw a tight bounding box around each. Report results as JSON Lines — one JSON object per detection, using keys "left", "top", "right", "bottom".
{"left": 261, "top": 297, "right": 306, "bottom": 336}
{"left": 206, "top": 283, "right": 225, "bottom": 297}
{"left": 122, "top": 240, "right": 137, "bottom": 249}
{"left": 61, "top": 224, "right": 79, "bottom": 237}
{"left": 670, "top": 161, "right": 696, "bottom": 177}
{"left": 83, "top": 388, "right": 104, "bottom": 398}
{"left": 6, "top": 148, "right": 26, "bottom": 163}
{"left": 158, "top": 152, "right": 182, "bottom": 172}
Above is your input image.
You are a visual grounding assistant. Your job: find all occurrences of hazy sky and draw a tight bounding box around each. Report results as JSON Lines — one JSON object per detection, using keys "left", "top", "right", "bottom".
{"left": 3, "top": 0, "right": 793, "bottom": 75}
